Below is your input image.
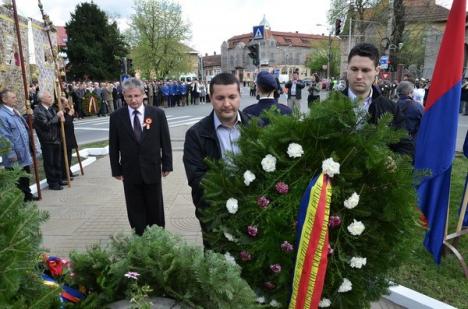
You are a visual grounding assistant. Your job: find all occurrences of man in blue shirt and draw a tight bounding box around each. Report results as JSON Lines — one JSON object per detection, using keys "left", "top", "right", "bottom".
{"left": 0, "top": 89, "right": 37, "bottom": 200}
{"left": 183, "top": 72, "right": 250, "bottom": 248}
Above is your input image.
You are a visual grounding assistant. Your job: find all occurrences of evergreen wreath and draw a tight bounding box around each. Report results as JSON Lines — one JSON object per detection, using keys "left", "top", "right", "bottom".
{"left": 82, "top": 93, "right": 101, "bottom": 116}
{"left": 201, "top": 93, "right": 418, "bottom": 308}
{"left": 66, "top": 226, "right": 259, "bottom": 308}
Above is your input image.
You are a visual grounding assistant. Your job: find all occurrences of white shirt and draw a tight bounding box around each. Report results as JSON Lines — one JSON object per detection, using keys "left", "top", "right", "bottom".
{"left": 347, "top": 87, "right": 373, "bottom": 112}
{"left": 291, "top": 81, "right": 297, "bottom": 96}
{"left": 213, "top": 112, "right": 242, "bottom": 158}
{"left": 413, "top": 88, "right": 425, "bottom": 105}
{"left": 128, "top": 104, "right": 145, "bottom": 130}
{"left": 4, "top": 105, "right": 15, "bottom": 114}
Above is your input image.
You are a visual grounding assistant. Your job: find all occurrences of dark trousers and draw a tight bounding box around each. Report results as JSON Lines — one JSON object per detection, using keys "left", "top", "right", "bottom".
{"left": 6, "top": 165, "right": 33, "bottom": 201}
{"left": 123, "top": 181, "right": 165, "bottom": 235}
{"left": 41, "top": 143, "right": 62, "bottom": 186}
{"left": 61, "top": 145, "right": 74, "bottom": 179}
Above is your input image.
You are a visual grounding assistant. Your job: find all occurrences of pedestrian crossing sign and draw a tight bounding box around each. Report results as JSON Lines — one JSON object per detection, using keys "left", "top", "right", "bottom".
{"left": 253, "top": 25, "right": 265, "bottom": 40}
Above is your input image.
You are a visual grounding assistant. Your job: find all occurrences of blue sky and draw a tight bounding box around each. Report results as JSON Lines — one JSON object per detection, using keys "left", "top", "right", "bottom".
{"left": 15, "top": 0, "right": 455, "bottom": 55}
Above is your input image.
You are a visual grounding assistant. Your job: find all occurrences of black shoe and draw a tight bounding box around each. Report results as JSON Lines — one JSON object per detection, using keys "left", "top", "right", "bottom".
{"left": 59, "top": 180, "right": 69, "bottom": 186}
{"left": 49, "top": 185, "right": 63, "bottom": 190}
{"left": 24, "top": 196, "right": 40, "bottom": 201}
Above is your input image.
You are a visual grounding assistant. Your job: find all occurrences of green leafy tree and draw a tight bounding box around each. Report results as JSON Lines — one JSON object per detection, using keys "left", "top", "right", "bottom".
{"left": 128, "top": 0, "right": 192, "bottom": 79}
{"left": 66, "top": 2, "right": 128, "bottom": 80}
{"left": 306, "top": 40, "right": 341, "bottom": 78}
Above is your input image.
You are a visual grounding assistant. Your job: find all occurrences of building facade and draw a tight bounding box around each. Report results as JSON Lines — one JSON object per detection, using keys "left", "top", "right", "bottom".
{"left": 221, "top": 16, "right": 333, "bottom": 82}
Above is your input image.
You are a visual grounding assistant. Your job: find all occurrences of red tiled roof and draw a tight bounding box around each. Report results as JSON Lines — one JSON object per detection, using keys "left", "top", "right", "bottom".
{"left": 202, "top": 54, "right": 221, "bottom": 67}
{"left": 56, "top": 26, "right": 68, "bottom": 48}
{"left": 227, "top": 30, "right": 333, "bottom": 49}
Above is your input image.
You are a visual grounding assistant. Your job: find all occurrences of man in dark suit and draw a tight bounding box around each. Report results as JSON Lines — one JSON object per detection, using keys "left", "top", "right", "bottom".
{"left": 109, "top": 78, "right": 173, "bottom": 235}
{"left": 34, "top": 90, "right": 65, "bottom": 190}
{"left": 342, "top": 42, "right": 413, "bottom": 156}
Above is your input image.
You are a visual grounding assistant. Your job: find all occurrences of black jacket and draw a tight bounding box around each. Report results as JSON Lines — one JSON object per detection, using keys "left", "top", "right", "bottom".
{"left": 285, "top": 80, "right": 305, "bottom": 99}
{"left": 183, "top": 110, "right": 250, "bottom": 209}
{"left": 33, "top": 104, "right": 61, "bottom": 145}
{"left": 109, "top": 105, "right": 173, "bottom": 184}
{"left": 342, "top": 86, "right": 414, "bottom": 156}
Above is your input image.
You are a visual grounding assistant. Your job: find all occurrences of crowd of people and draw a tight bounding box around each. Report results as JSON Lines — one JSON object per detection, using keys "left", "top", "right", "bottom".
{"left": 27, "top": 79, "right": 212, "bottom": 121}
{"left": 0, "top": 42, "right": 457, "bottom": 240}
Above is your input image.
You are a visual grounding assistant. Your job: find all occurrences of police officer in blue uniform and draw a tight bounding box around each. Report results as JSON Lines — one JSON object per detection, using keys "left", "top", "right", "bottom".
{"left": 243, "top": 71, "right": 292, "bottom": 118}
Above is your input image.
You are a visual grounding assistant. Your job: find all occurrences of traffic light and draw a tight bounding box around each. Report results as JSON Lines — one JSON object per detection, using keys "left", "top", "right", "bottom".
{"left": 247, "top": 44, "right": 260, "bottom": 66}
{"left": 335, "top": 18, "right": 342, "bottom": 36}
{"left": 119, "top": 58, "right": 126, "bottom": 73}
{"left": 127, "top": 58, "right": 133, "bottom": 72}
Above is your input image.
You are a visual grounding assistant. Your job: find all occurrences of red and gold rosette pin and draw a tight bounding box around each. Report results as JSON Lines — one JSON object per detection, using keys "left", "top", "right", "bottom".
{"left": 144, "top": 118, "right": 152, "bottom": 129}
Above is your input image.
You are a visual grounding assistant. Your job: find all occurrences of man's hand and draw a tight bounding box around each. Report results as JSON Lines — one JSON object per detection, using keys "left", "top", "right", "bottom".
{"left": 57, "top": 110, "right": 65, "bottom": 122}
{"left": 162, "top": 171, "right": 171, "bottom": 177}
{"left": 114, "top": 176, "right": 123, "bottom": 180}
{"left": 9, "top": 155, "right": 18, "bottom": 162}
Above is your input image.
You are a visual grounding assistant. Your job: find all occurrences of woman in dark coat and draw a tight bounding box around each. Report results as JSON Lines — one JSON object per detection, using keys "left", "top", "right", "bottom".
{"left": 60, "top": 97, "right": 78, "bottom": 180}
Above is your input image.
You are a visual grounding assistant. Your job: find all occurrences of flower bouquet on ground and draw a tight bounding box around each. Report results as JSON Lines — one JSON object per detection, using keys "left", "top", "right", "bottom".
{"left": 200, "top": 93, "right": 418, "bottom": 308}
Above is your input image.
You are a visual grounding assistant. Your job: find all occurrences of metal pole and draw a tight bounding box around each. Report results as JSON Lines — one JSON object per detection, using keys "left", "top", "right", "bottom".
{"left": 348, "top": 18, "right": 352, "bottom": 53}
{"left": 11, "top": 0, "right": 42, "bottom": 199}
{"left": 327, "top": 32, "right": 331, "bottom": 80}
{"left": 38, "top": 0, "right": 71, "bottom": 187}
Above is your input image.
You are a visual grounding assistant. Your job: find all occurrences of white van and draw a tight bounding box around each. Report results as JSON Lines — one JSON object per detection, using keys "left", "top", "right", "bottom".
{"left": 179, "top": 73, "right": 198, "bottom": 83}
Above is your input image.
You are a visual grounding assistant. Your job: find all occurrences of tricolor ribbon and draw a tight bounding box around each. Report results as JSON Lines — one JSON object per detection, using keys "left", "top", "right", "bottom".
{"left": 88, "top": 96, "right": 97, "bottom": 114}
{"left": 289, "top": 173, "right": 332, "bottom": 309}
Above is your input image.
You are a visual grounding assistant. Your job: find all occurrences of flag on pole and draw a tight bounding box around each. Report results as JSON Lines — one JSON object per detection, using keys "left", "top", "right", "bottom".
{"left": 415, "top": 0, "right": 466, "bottom": 264}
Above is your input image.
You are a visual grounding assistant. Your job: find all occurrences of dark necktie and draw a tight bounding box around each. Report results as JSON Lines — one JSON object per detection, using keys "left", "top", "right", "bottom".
{"left": 133, "top": 110, "right": 142, "bottom": 142}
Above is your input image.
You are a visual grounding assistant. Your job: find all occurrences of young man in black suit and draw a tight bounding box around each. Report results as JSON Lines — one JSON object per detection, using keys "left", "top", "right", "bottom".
{"left": 109, "top": 78, "right": 173, "bottom": 235}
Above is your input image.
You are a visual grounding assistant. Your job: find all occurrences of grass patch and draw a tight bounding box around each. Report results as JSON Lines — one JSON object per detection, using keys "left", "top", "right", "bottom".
{"left": 391, "top": 154, "right": 468, "bottom": 309}
{"left": 79, "top": 140, "right": 109, "bottom": 148}
{"left": 30, "top": 141, "right": 108, "bottom": 181}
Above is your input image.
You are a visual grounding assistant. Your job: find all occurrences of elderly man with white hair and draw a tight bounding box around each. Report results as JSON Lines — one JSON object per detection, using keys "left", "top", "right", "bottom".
{"left": 396, "top": 81, "right": 424, "bottom": 142}
{"left": 33, "top": 90, "right": 66, "bottom": 190}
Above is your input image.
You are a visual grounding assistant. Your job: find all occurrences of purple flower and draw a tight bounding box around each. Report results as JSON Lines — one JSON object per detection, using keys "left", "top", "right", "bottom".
{"left": 275, "top": 181, "right": 289, "bottom": 194}
{"left": 240, "top": 250, "right": 252, "bottom": 261}
{"left": 264, "top": 281, "right": 276, "bottom": 289}
{"left": 257, "top": 196, "right": 270, "bottom": 209}
{"left": 329, "top": 215, "right": 342, "bottom": 228}
{"left": 270, "top": 264, "right": 282, "bottom": 273}
{"left": 247, "top": 225, "right": 258, "bottom": 237}
{"left": 281, "top": 241, "right": 294, "bottom": 253}
{"left": 327, "top": 244, "right": 334, "bottom": 256}
{"left": 124, "top": 271, "right": 140, "bottom": 280}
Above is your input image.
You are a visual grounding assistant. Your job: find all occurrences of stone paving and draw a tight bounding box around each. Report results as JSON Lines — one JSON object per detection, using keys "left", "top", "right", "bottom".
{"left": 36, "top": 124, "right": 404, "bottom": 308}
{"left": 37, "top": 150, "right": 202, "bottom": 257}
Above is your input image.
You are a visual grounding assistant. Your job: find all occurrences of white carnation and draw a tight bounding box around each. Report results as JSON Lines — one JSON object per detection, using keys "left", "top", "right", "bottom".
{"left": 226, "top": 198, "right": 238, "bottom": 214}
{"left": 243, "top": 170, "right": 256, "bottom": 186}
{"left": 322, "top": 157, "right": 340, "bottom": 177}
{"left": 256, "top": 296, "right": 265, "bottom": 304}
{"left": 349, "top": 257, "right": 367, "bottom": 269}
{"left": 344, "top": 192, "right": 360, "bottom": 209}
{"left": 224, "top": 252, "right": 236, "bottom": 265}
{"left": 347, "top": 219, "right": 365, "bottom": 236}
{"left": 224, "top": 232, "right": 237, "bottom": 242}
{"left": 287, "top": 143, "right": 304, "bottom": 158}
{"left": 338, "top": 278, "right": 352, "bottom": 293}
{"left": 318, "top": 298, "right": 331, "bottom": 307}
{"left": 269, "top": 300, "right": 280, "bottom": 307}
{"left": 261, "top": 154, "right": 277, "bottom": 172}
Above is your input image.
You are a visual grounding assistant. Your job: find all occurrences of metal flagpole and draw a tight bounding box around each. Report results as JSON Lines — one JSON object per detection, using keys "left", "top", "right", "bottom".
{"left": 37, "top": 0, "right": 71, "bottom": 187}
{"left": 11, "top": 0, "right": 42, "bottom": 199}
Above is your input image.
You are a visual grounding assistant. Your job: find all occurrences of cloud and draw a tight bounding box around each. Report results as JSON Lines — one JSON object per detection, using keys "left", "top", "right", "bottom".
{"left": 14, "top": 0, "right": 332, "bottom": 55}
